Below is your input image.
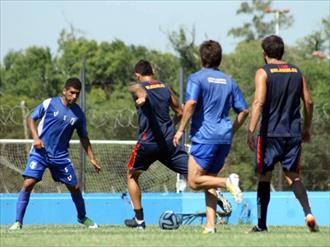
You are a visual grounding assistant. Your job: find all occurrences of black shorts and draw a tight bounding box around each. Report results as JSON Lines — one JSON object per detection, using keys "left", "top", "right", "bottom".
{"left": 128, "top": 140, "right": 188, "bottom": 176}
{"left": 256, "top": 136, "right": 302, "bottom": 175}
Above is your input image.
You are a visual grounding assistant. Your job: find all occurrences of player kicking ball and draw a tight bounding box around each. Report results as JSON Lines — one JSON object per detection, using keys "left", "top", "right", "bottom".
{"left": 9, "top": 78, "right": 101, "bottom": 230}
{"left": 124, "top": 60, "right": 189, "bottom": 229}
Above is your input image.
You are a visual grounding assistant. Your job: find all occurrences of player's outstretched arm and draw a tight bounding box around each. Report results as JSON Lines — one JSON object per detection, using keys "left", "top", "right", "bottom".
{"left": 80, "top": 137, "right": 101, "bottom": 173}
{"left": 129, "top": 83, "right": 147, "bottom": 107}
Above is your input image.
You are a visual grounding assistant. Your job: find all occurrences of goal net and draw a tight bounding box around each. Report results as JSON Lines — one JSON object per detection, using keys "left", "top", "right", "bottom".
{"left": 0, "top": 139, "right": 183, "bottom": 193}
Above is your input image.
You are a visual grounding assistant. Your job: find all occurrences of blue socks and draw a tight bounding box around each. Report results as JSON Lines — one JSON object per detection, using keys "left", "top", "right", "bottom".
{"left": 16, "top": 190, "right": 31, "bottom": 223}
{"left": 70, "top": 190, "right": 86, "bottom": 221}
{"left": 16, "top": 190, "right": 87, "bottom": 223}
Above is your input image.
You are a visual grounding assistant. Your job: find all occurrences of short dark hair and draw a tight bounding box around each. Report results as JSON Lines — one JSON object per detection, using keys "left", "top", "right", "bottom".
{"left": 64, "top": 77, "right": 82, "bottom": 90}
{"left": 199, "top": 40, "right": 222, "bottom": 68}
{"left": 134, "top": 59, "right": 154, "bottom": 76}
{"left": 261, "top": 35, "right": 285, "bottom": 60}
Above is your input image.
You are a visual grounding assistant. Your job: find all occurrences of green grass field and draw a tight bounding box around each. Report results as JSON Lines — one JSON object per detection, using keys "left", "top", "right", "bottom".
{"left": 1, "top": 225, "right": 329, "bottom": 247}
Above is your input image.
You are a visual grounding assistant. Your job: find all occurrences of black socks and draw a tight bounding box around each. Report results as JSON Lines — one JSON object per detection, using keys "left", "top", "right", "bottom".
{"left": 292, "top": 179, "right": 312, "bottom": 216}
{"left": 134, "top": 208, "right": 144, "bottom": 221}
{"left": 257, "top": 181, "right": 270, "bottom": 229}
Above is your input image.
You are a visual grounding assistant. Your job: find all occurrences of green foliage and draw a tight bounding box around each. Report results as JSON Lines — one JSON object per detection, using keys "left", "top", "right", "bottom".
{"left": 292, "top": 56, "right": 330, "bottom": 130}
{"left": 57, "top": 29, "right": 98, "bottom": 76}
{"left": 88, "top": 39, "right": 135, "bottom": 98}
{"left": 0, "top": 28, "right": 181, "bottom": 141}
{"left": 295, "top": 15, "right": 330, "bottom": 59}
{"left": 147, "top": 51, "right": 180, "bottom": 91}
{"left": 1, "top": 47, "right": 61, "bottom": 99}
{"left": 322, "top": 15, "right": 330, "bottom": 42}
{"left": 228, "top": 0, "right": 293, "bottom": 41}
{"left": 167, "top": 26, "right": 200, "bottom": 75}
{"left": 224, "top": 40, "right": 264, "bottom": 103}
{"left": 0, "top": 95, "right": 39, "bottom": 139}
{"left": 85, "top": 87, "right": 137, "bottom": 140}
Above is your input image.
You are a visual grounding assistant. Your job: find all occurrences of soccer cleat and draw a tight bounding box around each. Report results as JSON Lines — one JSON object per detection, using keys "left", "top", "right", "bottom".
{"left": 79, "top": 217, "right": 98, "bottom": 229}
{"left": 248, "top": 225, "right": 268, "bottom": 233}
{"left": 216, "top": 189, "right": 232, "bottom": 215}
{"left": 203, "top": 227, "right": 217, "bottom": 234}
{"left": 124, "top": 217, "right": 146, "bottom": 229}
{"left": 306, "top": 214, "right": 319, "bottom": 232}
{"left": 9, "top": 222, "right": 22, "bottom": 230}
{"left": 226, "top": 173, "right": 243, "bottom": 203}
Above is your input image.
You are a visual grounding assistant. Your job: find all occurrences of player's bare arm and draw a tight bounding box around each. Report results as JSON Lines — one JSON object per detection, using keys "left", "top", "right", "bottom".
{"left": 27, "top": 116, "right": 44, "bottom": 149}
{"left": 232, "top": 109, "right": 249, "bottom": 135}
{"left": 129, "top": 84, "right": 147, "bottom": 107}
{"left": 169, "top": 89, "right": 183, "bottom": 125}
{"left": 301, "top": 76, "right": 314, "bottom": 142}
{"left": 80, "top": 137, "right": 101, "bottom": 173}
{"left": 247, "top": 68, "right": 267, "bottom": 151}
{"left": 173, "top": 99, "right": 196, "bottom": 146}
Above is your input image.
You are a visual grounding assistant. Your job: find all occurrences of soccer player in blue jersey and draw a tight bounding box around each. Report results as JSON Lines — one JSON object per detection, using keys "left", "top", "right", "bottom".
{"left": 173, "top": 40, "right": 249, "bottom": 234}
{"left": 247, "top": 35, "right": 318, "bottom": 232}
{"left": 124, "top": 60, "right": 188, "bottom": 229}
{"left": 9, "top": 78, "right": 101, "bottom": 230}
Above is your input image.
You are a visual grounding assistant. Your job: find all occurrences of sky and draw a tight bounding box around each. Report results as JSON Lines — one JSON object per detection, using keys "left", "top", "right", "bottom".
{"left": 1, "top": 0, "right": 329, "bottom": 62}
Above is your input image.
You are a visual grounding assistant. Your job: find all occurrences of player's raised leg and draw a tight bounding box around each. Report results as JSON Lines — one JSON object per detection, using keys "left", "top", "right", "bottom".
{"left": 226, "top": 173, "right": 243, "bottom": 203}
{"left": 187, "top": 153, "right": 243, "bottom": 203}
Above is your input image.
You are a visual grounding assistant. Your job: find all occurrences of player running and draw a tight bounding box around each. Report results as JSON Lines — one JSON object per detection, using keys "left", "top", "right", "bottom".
{"left": 247, "top": 35, "right": 319, "bottom": 233}
{"left": 173, "top": 40, "right": 249, "bottom": 234}
{"left": 9, "top": 78, "right": 101, "bottom": 230}
{"left": 124, "top": 59, "right": 188, "bottom": 229}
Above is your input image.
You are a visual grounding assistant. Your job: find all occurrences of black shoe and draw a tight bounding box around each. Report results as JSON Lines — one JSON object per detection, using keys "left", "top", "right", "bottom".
{"left": 124, "top": 217, "right": 146, "bottom": 229}
{"left": 248, "top": 225, "right": 268, "bottom": 233}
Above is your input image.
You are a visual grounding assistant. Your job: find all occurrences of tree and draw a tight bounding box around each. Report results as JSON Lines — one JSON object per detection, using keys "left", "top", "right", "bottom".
{"left": 1, "top": 47, "right": 61, "bottom": 99}
{"left": 89, "top": 40, "right": 135, "bottom": 99}
{"left": 56, "top": 29, "right": 98, "bottom": 90}
{"left": 296, "top": 15, "right": 330, "bottom": 59}
{"left": 224, "top": 40, "right": 264, "bottom": 103}
{"left": 228, "top": 0, "right": 293, "bottom": 41}
{"left": 167, "top": 26, "right": 200, "bottom": 75}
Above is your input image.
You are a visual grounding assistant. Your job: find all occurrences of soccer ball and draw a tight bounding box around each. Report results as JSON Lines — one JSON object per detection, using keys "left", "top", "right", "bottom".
{"left": 159, "top": 210, "right": 181, "bottom": 230}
